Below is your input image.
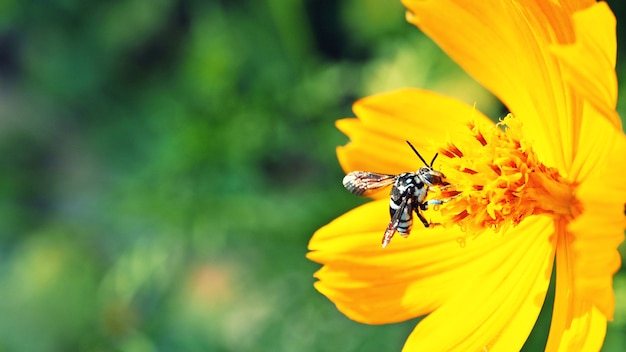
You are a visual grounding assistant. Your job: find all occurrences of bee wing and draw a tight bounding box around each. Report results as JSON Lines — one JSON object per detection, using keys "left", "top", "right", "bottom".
{"left": 342, "top": 171, "right": 396, "bottom": 197}
{"left": 382, "top": 195, "right": 409, "bottom": 248}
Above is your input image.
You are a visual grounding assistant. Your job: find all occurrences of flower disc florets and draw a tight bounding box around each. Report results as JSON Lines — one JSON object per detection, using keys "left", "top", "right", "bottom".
{"left": 432, "top": 115, "right": 582, "bottom": 234}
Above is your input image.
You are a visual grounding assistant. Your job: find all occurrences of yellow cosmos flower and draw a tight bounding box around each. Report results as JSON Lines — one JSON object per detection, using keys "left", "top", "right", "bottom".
{"left": 307, "top": 1, "right": 626, "bottom": 351}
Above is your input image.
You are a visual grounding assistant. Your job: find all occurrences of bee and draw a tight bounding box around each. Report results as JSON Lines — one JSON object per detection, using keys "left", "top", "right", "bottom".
{"left": 342, "top": 141, "right": 447, "bottom": 248}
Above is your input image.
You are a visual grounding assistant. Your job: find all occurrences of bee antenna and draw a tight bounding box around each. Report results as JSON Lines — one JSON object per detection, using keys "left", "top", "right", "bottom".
{"left": 430, "top": 153, "right": 439, "bottom": 167}
{"left": 405, "top": 140, "right": 430, "bottom": 167}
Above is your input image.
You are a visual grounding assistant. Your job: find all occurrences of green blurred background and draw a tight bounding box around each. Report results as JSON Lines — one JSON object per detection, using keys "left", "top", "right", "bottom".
{"left": 1, "top": 1, "right": 625, "bottom": 351}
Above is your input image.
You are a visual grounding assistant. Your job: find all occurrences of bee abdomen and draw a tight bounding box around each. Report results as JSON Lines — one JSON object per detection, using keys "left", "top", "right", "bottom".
{"left": 397, "top": 218, "right": 412, "bottom": 234}
{"left": 391, "top": 202, "right": 413, "bottom": 234}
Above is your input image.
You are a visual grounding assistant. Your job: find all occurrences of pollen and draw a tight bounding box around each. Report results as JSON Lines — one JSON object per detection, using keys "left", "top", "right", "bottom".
{"left": 432, "top": 115, "right": 582, "bottom": 234}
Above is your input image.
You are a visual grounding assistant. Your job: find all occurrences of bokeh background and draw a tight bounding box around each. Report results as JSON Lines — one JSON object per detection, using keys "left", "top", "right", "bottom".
{"left": 1, "top": 1, "right": 626, "bottom": 351}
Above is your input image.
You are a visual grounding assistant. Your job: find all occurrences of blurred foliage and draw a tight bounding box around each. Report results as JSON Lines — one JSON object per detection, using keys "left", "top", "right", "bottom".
{"left": 0, "top": 0, "right": 625, "bottom": 351}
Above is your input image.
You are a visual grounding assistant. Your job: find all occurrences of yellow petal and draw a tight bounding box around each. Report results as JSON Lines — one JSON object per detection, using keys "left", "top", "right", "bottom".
{"left": 547, "top": 306, "right": 607, "bottom": 352}
{"left": 567, "top": 124, "right": 626, "bottom": 318}
{"left": 308, "top": 200, "right": 481, "bottom": 323}
{"left": 401, "top": 0, "right": 595, "bottom": 172}
{"left": 337, "top": 88, "right": 493, "bottom": 175}
{"left": 546, "top": 225, "right": 609, "bottom": 351}
{"left": 308, "top": 197, "right": 556, "bottom": 336}
{"left": 550, "top": 2, "right": 620, "bottom": 130}
{"left": 568, "top": 102, "right": 626, "bottom": 183}
{"left": 401, "top": 216, "right": 555, "bottom": 351}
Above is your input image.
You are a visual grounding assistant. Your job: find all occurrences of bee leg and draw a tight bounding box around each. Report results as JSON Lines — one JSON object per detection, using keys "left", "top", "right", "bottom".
{"left": 415, "top": 209, "right": 430, "bottom": 228}
{"left": 417, "top": 199, "right": 445, "bottom": 227}
{"left": 419, "top": 199, "right": 444, "bottom": 211}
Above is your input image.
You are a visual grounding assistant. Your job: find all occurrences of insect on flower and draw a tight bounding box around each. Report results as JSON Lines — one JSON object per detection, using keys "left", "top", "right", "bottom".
{"left": 342, "top": 141, "right": 449, "bottom": 248}
{"left": 310, "top": 2, "right": 625, "bottom": 350}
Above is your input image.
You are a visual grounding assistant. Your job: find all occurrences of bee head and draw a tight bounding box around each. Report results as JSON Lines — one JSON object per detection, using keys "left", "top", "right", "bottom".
{"left": 418, "top": 167, "right": 445, "bottom": 185}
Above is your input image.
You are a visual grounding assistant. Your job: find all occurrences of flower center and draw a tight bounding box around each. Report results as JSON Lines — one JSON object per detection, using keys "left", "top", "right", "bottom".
{"left": 431, "top": 115, "right": 582, "bottom": 234}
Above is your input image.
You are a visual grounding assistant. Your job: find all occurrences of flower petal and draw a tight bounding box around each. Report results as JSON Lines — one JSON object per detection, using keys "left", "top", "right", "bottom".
{"left": 546, "top": 222, "right": 610, "bottom": 351}
{"left": 550, "top": 2, "right": 620, "bottom": 130}
{"left": 308, "top": 200, "right": 478, "bottom": 324}
{"left": 308, "top": 197, "right": 556, "bottom": 338}
{"left": 401, "top": 0, "right": 595, "bottom": 172}
{"left": 547, "top": 305, "right": 607, "bottom": 352}
{"left": 337, "top": 88, "right": 492, "bottom": 175}
{"left": 568, "top": 102, "right": 625, "bottom": 183}
{"left": 567, "top": 123, "right": 626, "bottom": 318}
{"left": 402, "top": 216, "right": 555, "bottom": 351}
